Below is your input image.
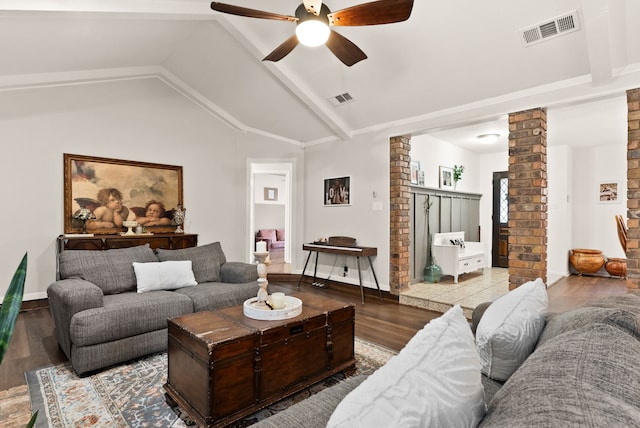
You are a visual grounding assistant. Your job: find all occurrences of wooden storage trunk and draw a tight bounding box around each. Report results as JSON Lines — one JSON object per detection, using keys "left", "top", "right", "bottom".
{"left": 164, "top": 293, "right": 355, "bottom": 428}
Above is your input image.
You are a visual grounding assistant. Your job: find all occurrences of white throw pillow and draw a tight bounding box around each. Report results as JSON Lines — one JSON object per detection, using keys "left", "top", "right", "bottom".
{"left": 327, "top": 305, "right": 485, "bottom": 428}
{"left": 475, "top": 277, "right": 548, "bottom": 381}
{"left": 133, "top": 261, "right": 197, "bottom": 293}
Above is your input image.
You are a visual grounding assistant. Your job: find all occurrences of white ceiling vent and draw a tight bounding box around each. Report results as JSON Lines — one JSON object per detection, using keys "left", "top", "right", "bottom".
{"left": 519, "top": 11, "right": 580, "bottom": 47}
{"left": 328, "top": 92, "right": 355, "bottom": 107}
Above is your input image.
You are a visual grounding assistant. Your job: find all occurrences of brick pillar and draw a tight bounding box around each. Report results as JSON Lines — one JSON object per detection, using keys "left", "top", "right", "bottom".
{"left": 508, "top": 108, "right": 548, "bottom": 289}
{"left": 389, "top": 135, "right": 411, "bottom": 294}
{"left": 627, "top": 88, "right": 640, "bottom": 293}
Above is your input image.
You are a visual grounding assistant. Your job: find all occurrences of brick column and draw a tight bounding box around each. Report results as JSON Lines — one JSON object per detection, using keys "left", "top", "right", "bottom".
{"left": 389, "top": 135, "right": 411, "bottom": 294}
{"left": 508, "top": 108, "right": 548, "bottom": 289}
{"left": 627, "top": 88, "right": 640, "bottom": 293}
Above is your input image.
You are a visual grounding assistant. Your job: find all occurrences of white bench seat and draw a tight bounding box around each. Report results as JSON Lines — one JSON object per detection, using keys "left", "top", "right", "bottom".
{"left": 431, "top": 232, "right": 486, "bottom": 283}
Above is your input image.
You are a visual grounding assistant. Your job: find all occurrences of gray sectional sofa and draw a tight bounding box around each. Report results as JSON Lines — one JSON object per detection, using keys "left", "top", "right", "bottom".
{"left": 47, "top": 241, "right": 259, "bottom": 375}
{"left": 252, "top": 293, "right": 640, "bottom": 427}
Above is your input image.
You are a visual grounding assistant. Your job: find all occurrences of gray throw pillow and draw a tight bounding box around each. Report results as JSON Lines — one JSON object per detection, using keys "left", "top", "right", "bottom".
{"left": 156, "top": 241, "right": 224, "bottom": 283}
{"left": 58, "top": 244, "right": 157, "bottom": 294}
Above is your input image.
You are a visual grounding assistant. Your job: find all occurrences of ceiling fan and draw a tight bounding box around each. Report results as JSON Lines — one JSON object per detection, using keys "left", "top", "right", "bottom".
{"left": 210, "top": 0, "right": 414, "bottom": 66}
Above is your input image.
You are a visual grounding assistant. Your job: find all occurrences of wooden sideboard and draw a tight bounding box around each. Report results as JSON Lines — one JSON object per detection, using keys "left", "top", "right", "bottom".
{"left": 57, "top": 233, "right": 198, "bottom": 252}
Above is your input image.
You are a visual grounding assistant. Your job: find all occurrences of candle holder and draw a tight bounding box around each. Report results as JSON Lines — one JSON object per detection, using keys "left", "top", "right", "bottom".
{"left": 254, "top": 251, "right": 270, "bottom": 309}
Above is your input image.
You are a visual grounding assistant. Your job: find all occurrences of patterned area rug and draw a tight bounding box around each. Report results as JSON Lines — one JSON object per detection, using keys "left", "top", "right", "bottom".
{"left": 25, "top": 337, "right": 395, "bottom": 428}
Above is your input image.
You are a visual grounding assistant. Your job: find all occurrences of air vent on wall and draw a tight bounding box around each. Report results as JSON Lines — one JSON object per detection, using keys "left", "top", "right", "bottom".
{"left": 328, "top": 92, "right": 355, "bottom": 107}
{"left": 519, "top": 10, "right": 580, "bottom": 46}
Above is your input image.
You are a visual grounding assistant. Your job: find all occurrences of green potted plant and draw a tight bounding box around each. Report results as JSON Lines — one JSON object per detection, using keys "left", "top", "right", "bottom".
{"left": 453, "top": 165, "right": 464, "bottom": 188}
{"left": 0, "top": 253, "right": 38, "bottom": 427}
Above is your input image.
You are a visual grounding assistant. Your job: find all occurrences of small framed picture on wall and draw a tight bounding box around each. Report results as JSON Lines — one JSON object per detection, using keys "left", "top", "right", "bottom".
{"left": 264, "top": 187, "right": 278, "bottom": 201}
{"left": 324, "top": 176, "right": 351, "bottom": 206}
{"left": 439, "top": 166, "right": 454, "bottom": 190}
{"left": 598, "top": 181, "right": 620, "bottom": 203}
{"left": 410, "top": 161, "right": 420, "bottom": 184}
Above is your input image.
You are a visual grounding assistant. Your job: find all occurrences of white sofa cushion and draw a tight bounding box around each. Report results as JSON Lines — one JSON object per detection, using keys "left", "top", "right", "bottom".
{"left": 475, "top": 278, "right": 548, "bottom": 381}
{"left": 133, "top": 261, "right": 197, "bottom": 293}
{"left": 327, "top": 305, "right": 485, "bottom": 427}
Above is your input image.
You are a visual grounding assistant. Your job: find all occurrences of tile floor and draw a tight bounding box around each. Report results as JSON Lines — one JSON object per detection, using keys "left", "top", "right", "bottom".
{"left": 400, "top": 267, "right": 510, "bottom": 319}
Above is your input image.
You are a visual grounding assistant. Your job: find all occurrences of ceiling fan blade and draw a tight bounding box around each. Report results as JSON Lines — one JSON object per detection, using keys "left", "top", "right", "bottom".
{"left": 211, "top": 2, "right": 297, "bottom": 22}
{"left": 263, "top": 35, "right": 300, "bottom": 62}
{"left": 325, "top": 30, "right": 367, "bottom": 66}
{"left": 328, "top": 0, "right": 414, "bottom": 26}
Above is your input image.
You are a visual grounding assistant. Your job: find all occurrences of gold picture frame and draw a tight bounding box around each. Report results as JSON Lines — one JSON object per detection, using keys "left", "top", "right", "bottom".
{"left": 64, "top": 153, "right": 183, "bottom": 234}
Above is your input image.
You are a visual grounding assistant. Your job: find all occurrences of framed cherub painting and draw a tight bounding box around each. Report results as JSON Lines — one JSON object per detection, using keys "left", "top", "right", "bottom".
{"left": 64, "top": 153, "right": 183, "bottom": 234}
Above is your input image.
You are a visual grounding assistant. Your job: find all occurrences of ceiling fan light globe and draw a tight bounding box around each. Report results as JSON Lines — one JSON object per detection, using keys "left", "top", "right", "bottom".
{"left": 296, "top": 20, "right": 330, "bottom": 46}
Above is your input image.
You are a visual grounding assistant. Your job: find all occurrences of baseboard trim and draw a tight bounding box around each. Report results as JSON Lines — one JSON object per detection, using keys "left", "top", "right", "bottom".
{"left": 19, "top": 298, "right": 49, "bottom": 311}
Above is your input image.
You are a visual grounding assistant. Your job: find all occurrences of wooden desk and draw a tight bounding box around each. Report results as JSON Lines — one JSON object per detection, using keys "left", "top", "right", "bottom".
{"left": 297, "top": 243, "right": 382, "bottom": 303}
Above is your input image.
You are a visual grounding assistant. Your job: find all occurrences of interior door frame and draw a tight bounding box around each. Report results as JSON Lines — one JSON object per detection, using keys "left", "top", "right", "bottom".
{"left": 248, "top": 161, "right": 294, "bottom": 264}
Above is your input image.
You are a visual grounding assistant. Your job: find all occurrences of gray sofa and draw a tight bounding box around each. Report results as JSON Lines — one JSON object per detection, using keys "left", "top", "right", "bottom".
{"left": 252, "top": 293, "right": 640, "bottom": 427}
{"left": 47, "top": 241, "right": 259, "bottom": 375}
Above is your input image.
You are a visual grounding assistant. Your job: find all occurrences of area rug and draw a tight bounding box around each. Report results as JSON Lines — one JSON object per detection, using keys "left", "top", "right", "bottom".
{"left": 25, "top": 337, "right": 396, "bottom": 427}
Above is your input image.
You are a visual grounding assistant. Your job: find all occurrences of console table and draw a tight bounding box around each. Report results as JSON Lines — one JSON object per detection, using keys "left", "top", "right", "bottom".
{"left": 57, "top": 233, "right": 198, "bottom": 252}
{"left": 297, "top": 243, "right": 382, "bottom": 303}
{"left": 56, "top": 233, "right": 198, "bottom": 279}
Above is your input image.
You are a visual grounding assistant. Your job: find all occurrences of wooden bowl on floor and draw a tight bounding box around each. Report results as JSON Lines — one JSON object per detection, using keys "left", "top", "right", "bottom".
{"left": 605, "top": 257, "right": 627, "bottom": 278}
{"left": 569, "top": 249, "right": 605, "bottom": 275}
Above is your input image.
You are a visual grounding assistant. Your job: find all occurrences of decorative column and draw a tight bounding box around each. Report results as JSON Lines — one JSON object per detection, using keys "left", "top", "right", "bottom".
{"left": 389, "top": 135, "right": 411, "bottom": 294}
{"left": 508, "top": 108, "right": 548, "bottom": 289}
{"left": 626, "top": 88, "right": 640, "bottom": 293}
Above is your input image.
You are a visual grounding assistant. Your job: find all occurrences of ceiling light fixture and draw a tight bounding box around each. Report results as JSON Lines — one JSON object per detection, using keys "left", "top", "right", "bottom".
{"left": 477, "top": 133, "right": 500, "bottom": 144}
{"left": 295, "top": 4, "right": 330, "bottom": 47}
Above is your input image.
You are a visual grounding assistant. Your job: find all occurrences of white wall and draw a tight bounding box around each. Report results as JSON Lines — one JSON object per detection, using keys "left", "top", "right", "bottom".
{"left": 547, "top": 145, "right": 572, "bottom": 284}
{"left": 254, "top": 173, "right": 286, "bottom": 230}
{"left": 571, "top": 143, "right": 627, "bottom": 259}
{"left": 410, "top": 134, "right": 481, "bottom": 193}
{"left": 0, "top": 77, "right": 303, "bottom": 301}
{"left": 254, "top": 174, "right": 288, "bottom": 205}
{"left": 254, "top": 205, "right": 285, "bottom": 230}
{"left": 303, "top": 134, "right": 390, "bottom": 290}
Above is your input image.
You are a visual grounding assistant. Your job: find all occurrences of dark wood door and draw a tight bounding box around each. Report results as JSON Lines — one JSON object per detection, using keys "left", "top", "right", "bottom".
{"left": 492, "top": 171, "right": 509, "bottom": 268}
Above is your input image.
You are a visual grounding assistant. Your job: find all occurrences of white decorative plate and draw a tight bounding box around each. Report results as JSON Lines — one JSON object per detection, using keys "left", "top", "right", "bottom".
{"left": 243, "top": 296, "right": 303, "bottom": 321}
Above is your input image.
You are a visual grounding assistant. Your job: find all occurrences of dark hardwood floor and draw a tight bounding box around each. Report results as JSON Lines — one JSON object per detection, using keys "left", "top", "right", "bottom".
{"left": 0, "top": 274, "right": 629, "bottom": 391}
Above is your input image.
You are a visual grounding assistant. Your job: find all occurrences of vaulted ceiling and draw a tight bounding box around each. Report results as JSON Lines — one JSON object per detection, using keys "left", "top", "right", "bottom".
{"left": 1, "top": 0, "right": 638, "bottom": 151}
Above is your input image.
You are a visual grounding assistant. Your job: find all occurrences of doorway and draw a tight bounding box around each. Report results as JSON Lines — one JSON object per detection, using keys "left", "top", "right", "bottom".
{"left": 492, "top": 171, "right": 509, "bottom": 268}
{"left": 249, "top": 162, "right": 293, "bottom": 273}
